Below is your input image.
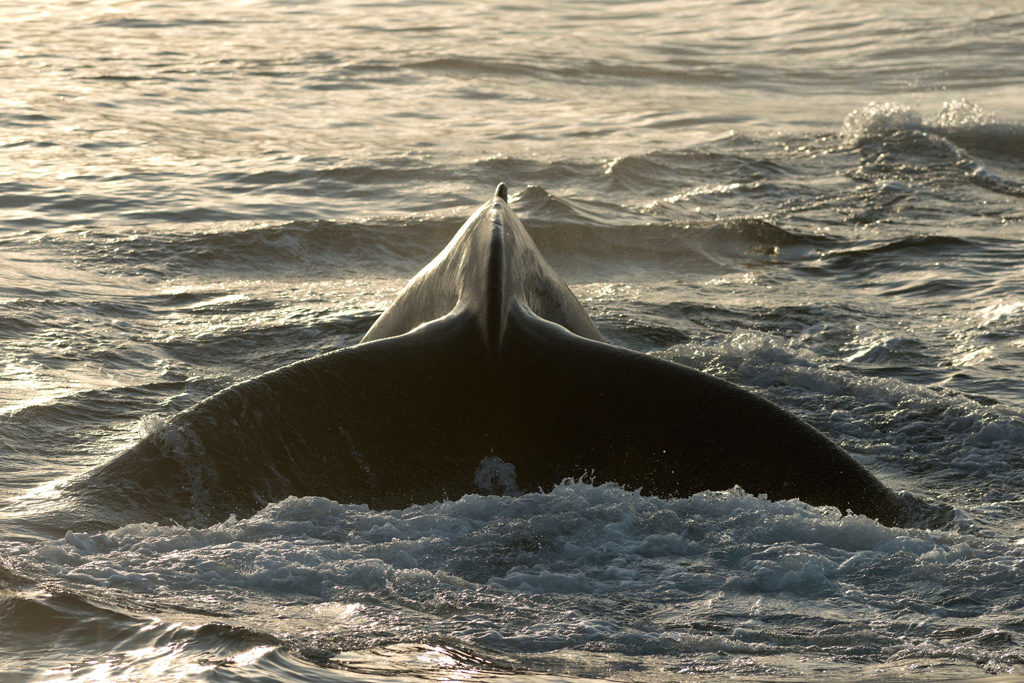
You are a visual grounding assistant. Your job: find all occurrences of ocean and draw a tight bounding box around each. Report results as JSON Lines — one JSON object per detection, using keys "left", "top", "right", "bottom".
{"left": 2, "top": 0, "right": 1024, "bottom": 680}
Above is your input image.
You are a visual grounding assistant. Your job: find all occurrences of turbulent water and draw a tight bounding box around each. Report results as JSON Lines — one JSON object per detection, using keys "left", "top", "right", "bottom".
{"left": 3, "top": 1, "right": 1024, "bottom": 680}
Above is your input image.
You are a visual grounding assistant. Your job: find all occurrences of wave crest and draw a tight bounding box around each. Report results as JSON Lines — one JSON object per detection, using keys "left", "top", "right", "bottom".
{"left": 841, "top": 99, "right": 1024, "bottom": 156}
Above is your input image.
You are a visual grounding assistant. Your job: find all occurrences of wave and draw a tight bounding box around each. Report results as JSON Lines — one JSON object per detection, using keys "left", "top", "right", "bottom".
{"left": 841, "top": 99, "right": 1024, "bottom": 158}
{"left": 5, "top": 482, "right": 1021, "bottom": 679}
{"left": 406, "top": 54, "right": 722, "bottom": 85}
{"left": 216, "top": 163, "right": 432, "bottom": 192}
{"left": 815, "top": 235, "right": 975, "bottom": 269}
{"left": 0, "top": 588, "right": 300, "bottom": 681}
{"left": 37, "top": 192, "right": 830, "bottom": 283}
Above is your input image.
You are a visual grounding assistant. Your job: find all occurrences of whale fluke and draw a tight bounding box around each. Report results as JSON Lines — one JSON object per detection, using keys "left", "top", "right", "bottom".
{"left": 72, "top": 186, "right": 905, "bottom": 528}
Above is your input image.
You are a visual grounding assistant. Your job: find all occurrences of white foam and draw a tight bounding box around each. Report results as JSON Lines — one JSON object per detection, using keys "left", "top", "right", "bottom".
{"left": 4, "top": 482, "right": 1023, "bottom": 676}
{"left": 842, "top": 101, "right": 924, "bottom": 142}
{"left": 474, "top": 456, "right": 520, "bottom": 495}
{"left": 839, "top": 98, "right": 1023, "bottom": 150}
{"left": 933, "top": 98, "right": 996, "bottom": 129}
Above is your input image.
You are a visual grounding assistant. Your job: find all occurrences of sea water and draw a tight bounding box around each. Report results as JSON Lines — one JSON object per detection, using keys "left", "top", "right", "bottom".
{"left": 2, "top": 1, "right": 1024, "bottom": 680}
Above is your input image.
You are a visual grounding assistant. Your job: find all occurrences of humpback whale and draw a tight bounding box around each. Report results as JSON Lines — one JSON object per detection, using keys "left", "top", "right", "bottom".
{"left": 75, "top": 183, "right": 903, "bottom": 527}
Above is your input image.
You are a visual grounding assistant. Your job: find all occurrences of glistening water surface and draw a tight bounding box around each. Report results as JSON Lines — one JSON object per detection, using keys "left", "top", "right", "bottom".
{"left": 2, "top": 1, "right": 1024, "bottom": 680}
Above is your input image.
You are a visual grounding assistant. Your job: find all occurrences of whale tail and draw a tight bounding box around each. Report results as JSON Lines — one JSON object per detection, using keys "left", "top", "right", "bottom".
{"left": 80, "top": 302, "right": 902, "bottom": 527}
{"left": 69, "top": 185, "right": 906, "bottom": 528}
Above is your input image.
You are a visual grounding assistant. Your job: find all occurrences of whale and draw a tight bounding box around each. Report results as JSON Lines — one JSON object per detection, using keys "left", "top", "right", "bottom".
{"left": 70, "top": 183, "right": 904, "bottom": 528}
